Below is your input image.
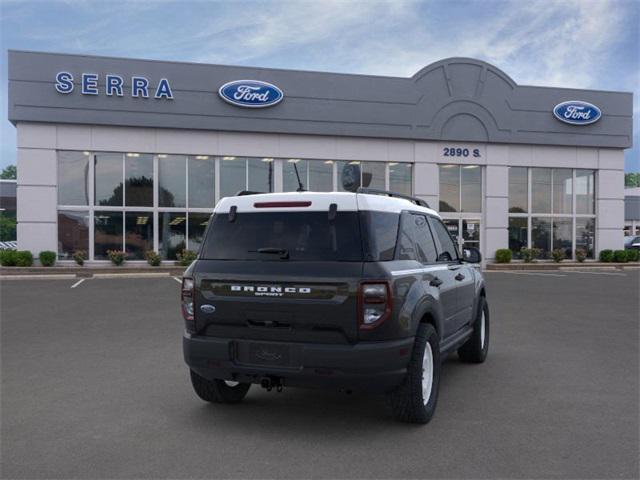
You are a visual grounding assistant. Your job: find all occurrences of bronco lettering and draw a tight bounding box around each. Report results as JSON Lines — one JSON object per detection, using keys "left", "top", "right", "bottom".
{"left": 230, "top": 285, "right": 311, "bottom": 295}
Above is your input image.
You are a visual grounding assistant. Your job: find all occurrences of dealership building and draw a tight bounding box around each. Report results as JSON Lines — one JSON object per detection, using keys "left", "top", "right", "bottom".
{"left": 7, "top": 50, "right": 633, "bottom": 262}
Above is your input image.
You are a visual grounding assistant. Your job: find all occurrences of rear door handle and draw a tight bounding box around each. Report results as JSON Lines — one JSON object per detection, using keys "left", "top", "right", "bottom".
{"left": 429, "top": 277, "right": 443, "bottom": 287}
{"left": 455, "top": 273, "right": 465, "bottom": 281}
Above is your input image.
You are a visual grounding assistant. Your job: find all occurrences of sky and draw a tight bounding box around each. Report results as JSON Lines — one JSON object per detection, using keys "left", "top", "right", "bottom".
{"left": 0, "top": 0, "right": 638, "bottom": 172}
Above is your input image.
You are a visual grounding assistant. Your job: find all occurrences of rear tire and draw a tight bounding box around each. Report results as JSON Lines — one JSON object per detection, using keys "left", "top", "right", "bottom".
{"left": 458, "top": 296, "right": 489, "bottom": 363}
{"left": 190, "top": 370, "right": 251, "bottom": 404}
{"left": 388, "top": 323, "right": 441, "bottom": 424}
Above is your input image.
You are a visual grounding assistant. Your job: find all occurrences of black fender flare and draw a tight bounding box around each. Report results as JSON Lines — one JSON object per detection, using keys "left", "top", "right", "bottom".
{"left": 410, "top": 296, "right": 446, "bottom": 341}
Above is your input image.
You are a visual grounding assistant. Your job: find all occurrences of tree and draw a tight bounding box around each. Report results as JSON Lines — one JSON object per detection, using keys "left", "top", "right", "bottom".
{"left": 1, "top": 165, "right": 16, "bottom": 179}
{"left": 625, "top": 173, "right": 640, "bottom": 188}
{"left": 0, "top": 215, "right": 16, "bottom": 241}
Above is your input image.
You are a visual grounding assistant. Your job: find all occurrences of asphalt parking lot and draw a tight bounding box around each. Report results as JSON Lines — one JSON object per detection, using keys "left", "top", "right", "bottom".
{"left": 1, "top": 270, "right": 638, "bottom": 479}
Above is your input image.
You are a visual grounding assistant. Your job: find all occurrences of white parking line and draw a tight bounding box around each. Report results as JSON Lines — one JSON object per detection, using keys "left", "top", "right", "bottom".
{"left": 567, "top": 270, "right": 626, "bottom": 276}
{"left": 70, "top": 278, "right": 86, "bottom": 288}
{"left": 490, "top": 271, "right": 567, "bottom": 277}
{"left": 173, "top": 276, "right": 182, "bottom": 284}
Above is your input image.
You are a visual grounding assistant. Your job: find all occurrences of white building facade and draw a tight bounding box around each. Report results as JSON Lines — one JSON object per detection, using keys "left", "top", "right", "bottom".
{"left": 8, "top": 51, "right": 633, "bottom": 262}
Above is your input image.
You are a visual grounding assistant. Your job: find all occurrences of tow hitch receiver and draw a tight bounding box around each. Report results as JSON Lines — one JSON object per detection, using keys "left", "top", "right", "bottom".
{"left": 260, "top": 376, "right": 284, "bottom": 392}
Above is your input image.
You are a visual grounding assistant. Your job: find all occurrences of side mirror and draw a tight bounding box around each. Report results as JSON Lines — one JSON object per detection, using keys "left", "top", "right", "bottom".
{"left": 463, "top": 247, "right": 482, "bottom": 263}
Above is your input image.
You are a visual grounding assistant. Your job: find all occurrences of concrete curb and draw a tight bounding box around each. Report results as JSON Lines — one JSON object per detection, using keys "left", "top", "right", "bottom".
{"left": 0, "top": 274, "right": 78, "bottom": 280}
{"left": 486, "top": 262, "right": 638, "bottom": 271}
{"left": 0, "top": 266, "right": 185, "bottom": 279}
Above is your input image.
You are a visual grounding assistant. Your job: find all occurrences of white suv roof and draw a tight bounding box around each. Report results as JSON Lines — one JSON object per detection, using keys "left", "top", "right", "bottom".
{"left": 214, "top": 191, "right": 440, "bottom": 217}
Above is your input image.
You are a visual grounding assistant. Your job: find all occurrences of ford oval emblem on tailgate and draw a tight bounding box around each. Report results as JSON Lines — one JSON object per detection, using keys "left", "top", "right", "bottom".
{"left": 200, "top": 304, "right": 216, "bottom": 314}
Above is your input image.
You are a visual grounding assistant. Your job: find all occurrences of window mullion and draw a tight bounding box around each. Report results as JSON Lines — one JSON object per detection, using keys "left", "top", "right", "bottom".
{"left": 89, "top": 153, "right": 95, "bottom": 261}
{"left": 245, "top": 158, "right": 249, "bottom": 190}
{"left": 458, "top": 166, "right": 462, "bottom": 213}
{"left": 527, "top": 168, "right": 532, "bottom": 249}
{"left": 153, "top": 154, "right": 160, "bottom": 253}
{"left": 214, "top": 156, "right": 221, "bottom": 204}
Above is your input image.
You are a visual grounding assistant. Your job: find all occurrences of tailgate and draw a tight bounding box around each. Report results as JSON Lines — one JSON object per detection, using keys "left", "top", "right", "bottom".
{"left": 193, "top": 260, "right": 363, "bottom": 344}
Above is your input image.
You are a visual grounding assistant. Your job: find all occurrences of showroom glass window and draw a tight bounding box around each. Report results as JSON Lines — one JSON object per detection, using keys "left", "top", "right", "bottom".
{"left": 58, "top": 210, "right": 89, "bottom": 259}
{"left": 283, "top": 159, "right": 308, "bottom": 192}
{"left": 508, "top": 167, "right": 527, "bottom": 213}
{"left": 159, "top": 212, "right": 186, "bottom": 260}
{"left": 361, "top": 162, "right": 386, "bottom": 190}
{"left": 389, "top": 163, "right": 412, "bottom": 196}
{"left": 248, "top": 158, "right": 274, "bottom": 193}
{"left": 188, "top": 156, "right": 215, "bottom": 208}
{"left": 507, "top": 168, "right": 596, "bottom": 259}
{"left": 575, "top": 169, "right": 595, "bottom": 214}
{"left": 438, "top": 165, "right": 459, "bottom": 212}
{"left": 335, "top": 161, "right": 409, "bottom": 193}
{"left": 58, "top": 151, "right": 90, "bottom": 206}
{"left": 124, "top": 153, "right": 153, "bottom": 207}
{"left": 309, "top": 160, "right": 334, "bottom": 191}
{"left": 158, "top": 155, "right": 186, "bottom": 208}
{"left": 438, "top": 165, "right": 482, "bottom": 213}
{"left": 187, "top": 213, "right": 211, "bottom": 253}
{"left": 283, "top": 159, "right": 334, "bottom": 192}
{"left": 94, "top": 152, "right": 123, "bottom": 206}
{"left": 94, "top": 211, "right": 123, "bottom": 259}
{"left": 57, "top": 153, "right": 413, "bottom": 262}
{"left": 219, "top": 157, "right": 273, "bottom": 198}
{"left": 125, "top": 212, "right": 153, "bottom": 260}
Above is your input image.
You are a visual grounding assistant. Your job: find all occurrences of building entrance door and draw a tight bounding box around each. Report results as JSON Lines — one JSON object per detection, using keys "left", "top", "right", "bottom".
{"left": 442, "top": 218, "right": 481, "bottom": 255}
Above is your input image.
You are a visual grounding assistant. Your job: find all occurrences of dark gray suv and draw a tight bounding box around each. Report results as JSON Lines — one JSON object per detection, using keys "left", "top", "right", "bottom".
{"left": 182, "top": 189, "right": 489, "bottom": 424}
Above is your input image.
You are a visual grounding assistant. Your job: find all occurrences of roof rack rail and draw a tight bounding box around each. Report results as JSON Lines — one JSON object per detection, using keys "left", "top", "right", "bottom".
{"left": 356, "top": 187, "right": 430, "bottom": 209}
{"left": 235, "top": 190, "right": 265, "bottom": 196}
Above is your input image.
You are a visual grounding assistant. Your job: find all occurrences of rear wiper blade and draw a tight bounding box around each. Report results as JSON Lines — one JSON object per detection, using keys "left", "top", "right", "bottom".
{"left": 250, "top": 247, "right": 290, "bottom": 259}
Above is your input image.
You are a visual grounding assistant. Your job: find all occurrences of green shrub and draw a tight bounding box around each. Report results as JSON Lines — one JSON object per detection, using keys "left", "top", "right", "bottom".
{"left": 39, "top": 250, "right": 56, "bottom": 267}
{"left": 599, "top": 249, "right": 614, "bottom": 262}
{"left": 0, "top": 249, "right": 17, "bottom": 266}
{"left": 575, "top": 249, "right": 587, "bottom": 263}
{"left": 73, "top": 250, "right": 87, "bottom": 266}
{"left": 495, "top": 249, "right": 512, "bottom": 263}
{"left": 626, "top": 249, "right": 639, "bottom": 262}
{"left": 144, "top": 250, "right": 161, "bottom": 266}
{"left": 177, "top": 249, "right": 197, "bottom": 266}
{"left": 520, "top": 247, "right": 542, "bottom": 263}
{"left": 613, "top": 250, "right": 628, "bottom": 263}
{"left": 107, "top": 250, "right": 127, "bottom": 266}
{"left": 520, "top": 248, "right": 532, "bottom": 263}
{"left": 551, "top": 249, "right": 565, "bottom": 263}
{"left": 15, "top": 250, "right": 34, "bottom": 267}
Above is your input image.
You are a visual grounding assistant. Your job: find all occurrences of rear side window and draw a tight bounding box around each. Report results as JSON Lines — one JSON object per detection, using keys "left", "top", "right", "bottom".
{"left": 201, "top": 212, "right": 363, "bottom": 261}
{"left": 360, "top": 211, "right": 399, "bottom": 261}
{"left": 429, "top": 217, "right": 459, "bottom": 262}
{"left": 397, "top": 213, "right": 437, "bottom": 263}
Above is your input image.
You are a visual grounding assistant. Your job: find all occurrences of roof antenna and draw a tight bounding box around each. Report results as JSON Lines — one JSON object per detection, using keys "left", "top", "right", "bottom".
{"left": 293, "top": 163, "right": 306, "bottom": 192}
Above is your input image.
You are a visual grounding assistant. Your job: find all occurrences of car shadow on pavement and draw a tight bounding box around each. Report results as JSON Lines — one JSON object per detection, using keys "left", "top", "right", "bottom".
{"left": 181, "top": 355, "right": 480, "bottom": 435}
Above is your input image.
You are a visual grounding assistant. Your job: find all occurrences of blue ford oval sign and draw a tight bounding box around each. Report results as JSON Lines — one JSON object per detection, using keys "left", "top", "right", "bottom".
{"left": 553, "top": 100, "right": 601, "bottom": 125}
{"left": 218, "top": 80, "right": 284, "bottom": 108}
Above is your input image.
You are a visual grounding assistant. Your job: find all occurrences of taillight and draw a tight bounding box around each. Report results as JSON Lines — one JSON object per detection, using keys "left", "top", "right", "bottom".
{"left": 358, "top": 282, "right": 392, "bottom": 330}
{"left": 181, "top": 277, "right": 195, "bottom": 331}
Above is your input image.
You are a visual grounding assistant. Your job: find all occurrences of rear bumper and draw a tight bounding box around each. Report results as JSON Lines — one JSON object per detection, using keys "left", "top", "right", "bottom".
{"left": 183, "top": 334, "right": 414, "bottom": 393}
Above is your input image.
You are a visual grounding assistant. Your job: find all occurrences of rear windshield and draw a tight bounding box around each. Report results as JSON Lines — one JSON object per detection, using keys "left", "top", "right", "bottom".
{"left": 201, "top": 210, "right": 401, "bottom": 262}
{"left": 201, "top": 211, "right": 364, "bottom": 261}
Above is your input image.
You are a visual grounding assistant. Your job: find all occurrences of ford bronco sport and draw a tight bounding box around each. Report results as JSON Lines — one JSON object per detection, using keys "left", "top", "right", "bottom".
{"left": 182, "top": 189, "right": 489, "bottom": 423}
